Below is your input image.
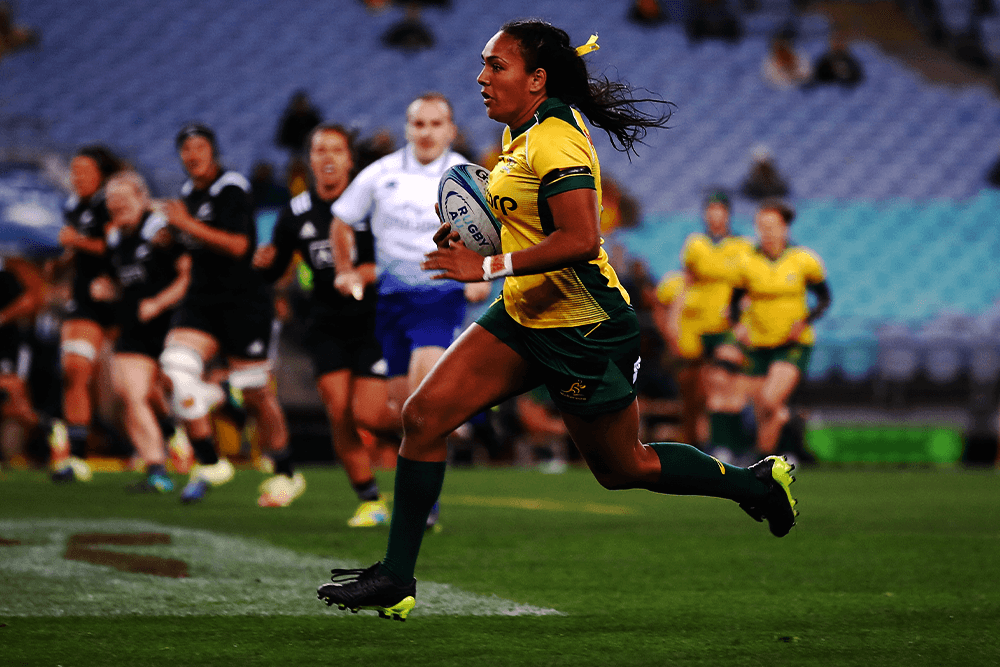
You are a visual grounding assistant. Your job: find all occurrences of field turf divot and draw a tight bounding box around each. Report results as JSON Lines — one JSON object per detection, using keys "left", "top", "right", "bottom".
{"left": 0, "top": 519, "right": 563, "bottom": 618}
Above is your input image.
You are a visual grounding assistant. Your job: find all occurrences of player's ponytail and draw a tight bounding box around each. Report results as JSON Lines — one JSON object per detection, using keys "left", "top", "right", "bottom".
{"left": 500, "top": 19, "right": 673, "bottom": 157}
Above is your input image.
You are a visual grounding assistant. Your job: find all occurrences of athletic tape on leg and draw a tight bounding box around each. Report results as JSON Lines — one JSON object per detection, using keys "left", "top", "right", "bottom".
{"left": 159, "top": 345, "right": 223, "bottom": 420}
{"left": 228, "top": 364, "right": 270, "bottom": 389}
{"left": 61, "top": 339, "right": 97, "bottom": 362}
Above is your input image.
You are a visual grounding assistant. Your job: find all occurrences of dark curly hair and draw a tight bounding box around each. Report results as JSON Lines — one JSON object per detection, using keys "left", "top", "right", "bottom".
{"left": 500, "top": 19, "right": 673, "bottom": 157}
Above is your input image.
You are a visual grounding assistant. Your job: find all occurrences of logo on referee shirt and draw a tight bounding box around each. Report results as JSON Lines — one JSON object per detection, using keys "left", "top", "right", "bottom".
{"left": 300, "top": 221, "right": 317, "bottom": 239}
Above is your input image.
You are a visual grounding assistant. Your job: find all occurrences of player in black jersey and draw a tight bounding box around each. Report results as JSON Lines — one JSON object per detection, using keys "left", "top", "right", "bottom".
{"left": 160, "top": 123, "right": 301, "bottom": 506}
{"left": 94, "top": 171, "right": 192, "bottom": 493}
{"left": 52, "top": 145, "right": 123, "bottom": 481}
{"left": 254, "top": 123, "right": 393, "bottom": 526}
{"left": 0, "top": 255, "right": 61, "bottom": 470}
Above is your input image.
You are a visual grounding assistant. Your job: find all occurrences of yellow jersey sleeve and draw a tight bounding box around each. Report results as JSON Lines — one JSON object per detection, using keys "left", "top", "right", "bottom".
{"left": 656, "top": 271, "right": 685, "bottom": 305}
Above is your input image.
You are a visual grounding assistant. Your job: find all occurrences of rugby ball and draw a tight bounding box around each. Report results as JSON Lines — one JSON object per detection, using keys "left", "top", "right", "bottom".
{"left": 437, "top": 163, "right": 502, "bottom": 257}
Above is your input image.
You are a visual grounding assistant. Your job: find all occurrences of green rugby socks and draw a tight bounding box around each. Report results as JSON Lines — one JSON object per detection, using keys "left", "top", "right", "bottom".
{"left": 649, "top": 442, "right": 768, "bottom": 503}
{"left": 380, "top": 456, "right": 446, "bottom": 584}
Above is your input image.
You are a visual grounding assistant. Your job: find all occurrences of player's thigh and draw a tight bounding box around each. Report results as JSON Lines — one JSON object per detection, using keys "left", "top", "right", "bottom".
{"left": 164, "top": 327, "right": 219, "bottom": 362}
{"left": 112, "top": 353, "right": 157, "bottom": 402}
{"left": 352, "top": 375, "right": 389, "bottom": 421}
{"left": 316, "top": 370, "right": 352, "bottom": 420}
{"left": 61, "top": 319, "right": 105, "bottom": 367}
{"left": 409, "top": 345, "right": 446, "bottom": 393}
{"left": 401, "top": 324, "right": 532, "bottom": 436}
{"left": 759, "top": 361, "right": 800, "bottom": 410}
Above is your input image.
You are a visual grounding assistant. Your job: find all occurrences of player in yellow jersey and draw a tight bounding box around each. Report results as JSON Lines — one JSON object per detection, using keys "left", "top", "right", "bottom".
{"left": 726, "top": 198, "right": 830, "bottom": 457}
{"left": 656, "top": 191, "right": 752, "bottom": 451}
{"left": 318, "top": 19, "right": 798, "bottom": 620}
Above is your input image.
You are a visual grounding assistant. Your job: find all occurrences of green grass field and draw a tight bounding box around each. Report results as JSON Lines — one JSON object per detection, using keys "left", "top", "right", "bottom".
{"left": 2, "top": 463, "right": 998, "bottom": 666}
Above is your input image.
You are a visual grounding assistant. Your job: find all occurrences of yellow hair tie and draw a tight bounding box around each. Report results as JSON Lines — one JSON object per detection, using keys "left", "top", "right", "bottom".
{"left": 574, "top": 33, "right": 599, "bottom": 57}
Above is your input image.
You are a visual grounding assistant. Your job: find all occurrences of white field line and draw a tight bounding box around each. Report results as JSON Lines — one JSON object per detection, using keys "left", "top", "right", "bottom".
{"left": 0, "top": 519, "right": 563, "bottom": 618}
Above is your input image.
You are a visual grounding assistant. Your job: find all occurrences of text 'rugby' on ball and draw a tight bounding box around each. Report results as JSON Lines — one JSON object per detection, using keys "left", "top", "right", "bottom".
{"left": 437, "top": 163, "right": 502, "bottom": 257}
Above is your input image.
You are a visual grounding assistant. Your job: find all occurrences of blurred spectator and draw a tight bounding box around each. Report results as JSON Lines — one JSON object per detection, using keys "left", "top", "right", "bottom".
{"left": 908, "top": 0, "right": 948, "bottom": 47}
{"left": 275, "top": 91, "right": 322, "bottom": 157}
{"left": 741, "top": 145, "right": 790, "bottom": 200}
{"left": 249, "top": 161, "right": 291, "bottom": 210}
{"left": 812, "top": 34, "right": 864, "bottom": 87}
{"left": 628, "top": 0, "right": 669, "bottom": 25}
{"left": 382, "top": 3, "right": 435, "bottom": 50}
{"left": 686, "top": 0, "right": 742, "bottom": 43}
{"left": 451, "top": 127, "right": 478, "bottom": 163}
{"left": 284, "top": 156, "right": 310, "bottom": 197}
{"left": 761, "top": 33, "right": 812, "bottom": 89}
{"left": 354, "top": 128, "right": 397, "bottom": 172}
{"left": 986, "top": 149, "right": 1000, "bottom": 188}
{"left": 951, "top": 22, "right": 992, "bottom": 72}
{"left": 0, "top": 1, "right": 38, "bottom": 61}
{"left": 600, "top": 176, "right": 641, "bottom": 234}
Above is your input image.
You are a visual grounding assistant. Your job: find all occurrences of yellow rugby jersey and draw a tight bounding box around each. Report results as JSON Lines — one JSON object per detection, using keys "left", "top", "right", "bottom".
{"left": 656, "top": 270, "right": 702, "bottom": 360}
{"left": 680, "top": 233, "right": 752, "bottom": 335}
{"left": 734, "top": 245, "right": 826, "bottom": 347}
{"left": 655, "top": 270, "right": 685, "bottom": 306}
{"left": 487, "top": 98, "right": 630, "bottom": 328}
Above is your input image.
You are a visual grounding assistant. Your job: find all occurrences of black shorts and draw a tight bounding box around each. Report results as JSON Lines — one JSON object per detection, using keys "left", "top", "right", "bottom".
{"left": 115, "top": 311, "right": 173, "bottom": 359}
{"left": 65, "top": 284, "right": 116, "bottom": 328}
{"left": 304, "top": 307, "right": 385, "bottom": 379}
{"left": 0, "top": 325, "right": 21, "bottom": 375}
{"left": 171, "top": 297, "right": 275, "bottom": 361}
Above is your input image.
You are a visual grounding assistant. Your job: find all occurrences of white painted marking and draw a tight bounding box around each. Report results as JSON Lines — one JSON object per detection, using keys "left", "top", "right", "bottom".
{"left": 0, "top": 519, "right": 563, "bottom": 618}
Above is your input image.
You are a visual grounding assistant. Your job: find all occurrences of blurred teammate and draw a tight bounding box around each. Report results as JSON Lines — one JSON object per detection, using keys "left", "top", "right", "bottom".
{"left": 52, "top": 145, "right": 123, "bottom": 481}
{"left": 0, "top": 254, "right": 59, "bottom": 466}
{"left": 162, "top": 123, "right": 302, "bottom": 506}
{"left": 725, "top": 198, "right": 830, "bottom": 456}
{"left": 94, "top": 171, "right": 191, "bottom": 492}
{"left": 657, "top": 191, "right": 753, "bottom": 456}
{"left": 330, "top": 93, "right": 490, "bottom": 527}
{"left": 255, "top": 123, "right": 392, "bottom": 526}
{"left": 318, "top": 21, "right": 796, "bottom": 621}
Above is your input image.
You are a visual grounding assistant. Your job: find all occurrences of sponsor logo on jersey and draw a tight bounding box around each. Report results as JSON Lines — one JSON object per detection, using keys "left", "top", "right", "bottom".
{"left": 197, "top": 203, "right": 213, "bottom": 220}
{"left": 135, "top": 244, "right": 150, "bottom": 260}
{"left": 300, "top": 221, "right": 317, "bottom": 239}
{"left": 307, "top": 240, "right": 333, "bottom": 270}
{"left": 487, "top": 193, "right": 517, "bottom": 216}
{"left": 247, "top": 339, "right": 265, "bottom": 357}
{"left": 80, "top": 210, "right": 94, "bottom": 226}
{"left": 119, "top": 264, "right": 147, "bottom": 287}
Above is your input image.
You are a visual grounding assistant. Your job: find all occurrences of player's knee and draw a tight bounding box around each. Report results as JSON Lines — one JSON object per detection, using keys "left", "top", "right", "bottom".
{"left": 756, "top": 396, "right": 786, "bottom": 422}
{"left": 160, "top": 345, "right": 220, "bottom": 420}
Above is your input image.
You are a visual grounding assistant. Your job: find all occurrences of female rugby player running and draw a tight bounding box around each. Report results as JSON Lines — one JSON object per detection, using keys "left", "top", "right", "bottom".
{"left": 318, "top": 19, "right": 798, "bottom": 621}
{"left": 725, "top": 198, "right": 830, "bottom": 458}
{"left": 95, "top": 171, "right": 191, "bottom": 493}
{"left": 51, "top": 146, "right": 123, "bottom": 482}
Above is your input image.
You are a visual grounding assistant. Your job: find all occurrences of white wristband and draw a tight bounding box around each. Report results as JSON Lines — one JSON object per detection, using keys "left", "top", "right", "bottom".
{"left": 482, "top": 253, "right": 513, "bottom": 281}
